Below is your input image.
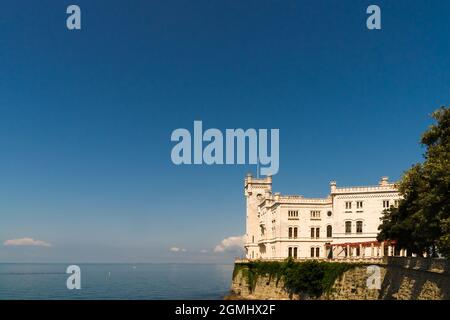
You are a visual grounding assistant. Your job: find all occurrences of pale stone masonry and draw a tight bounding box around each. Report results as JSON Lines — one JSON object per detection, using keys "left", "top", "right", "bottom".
{"left": 244, "top": 174, "right": 402, "bottom": 260}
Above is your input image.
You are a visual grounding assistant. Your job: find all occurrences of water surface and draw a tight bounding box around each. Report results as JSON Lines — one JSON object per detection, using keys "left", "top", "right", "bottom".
{"left": 0, "top": 263, "right": 233, "bottom": 300}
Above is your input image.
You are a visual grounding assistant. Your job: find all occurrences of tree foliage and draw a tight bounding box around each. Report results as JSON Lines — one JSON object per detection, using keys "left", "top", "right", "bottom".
{"left": 378, "top": 106, "right": 450, "bottom": 257}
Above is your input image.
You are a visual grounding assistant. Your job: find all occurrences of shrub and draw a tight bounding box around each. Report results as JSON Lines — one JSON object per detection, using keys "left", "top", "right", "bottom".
{"left": 233, "top": 259, "right": 357, "bottom": 298}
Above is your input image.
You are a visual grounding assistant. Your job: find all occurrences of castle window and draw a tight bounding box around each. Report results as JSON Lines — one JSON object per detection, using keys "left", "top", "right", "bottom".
{"left": 288, "top": 210, "right": 299, "bottom": 217}
{"left": 345, "top": 202, "right": 352, "bottom": 209}
{"left": 327, "top": 211, "right": 332, "bottom": 217}
{"left": 288, "top": 247, "right": 292, "bottom": 258}
{"left": 288, "top": 227, "right": 292, "bottom": 239}
{"left": 310, "top": 210, "right": 321, "bottom": 219}
{"left": 345, "top": 221, "right": 352, "bottom": 234}
{"left": 356, "top": 221, "right": 363, "bottom": 233}
{"left": 394, "top": 200, "right": 400, "bottom": 207}
{"left": 310, "top": 247, "right": 320, "bottom": 258}
{"left": 383, "top": 200, "right": 390, "bottom": 208}
{"left": 327, "top": 225, "right": 332, "bottom": 238}
{"left": 356, "top": 201, "right": 363, "bottom": 209}
{"left": 293, "top": 227, "right": 298, "bottom": 239}
{"left": 293, "top": 247, "right": 298, "bottom": 259}
{"left": 311, "top": 227, "right": 320, "bottom": 239}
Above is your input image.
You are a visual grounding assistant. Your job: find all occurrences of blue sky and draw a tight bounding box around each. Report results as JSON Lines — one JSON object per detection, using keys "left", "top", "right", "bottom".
{"left": 0, "top": 0, "right": 449, "bottom": 263}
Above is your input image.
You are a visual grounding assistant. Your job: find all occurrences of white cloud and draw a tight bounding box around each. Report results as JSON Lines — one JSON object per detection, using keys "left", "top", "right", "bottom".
{"left": 200, "top": 249, "right": 208, "bottom": 253}
{"left": 4, "top": 237, "right": 51, "bottom": 247}
{"left": 169, "top": 247, "right": 187, "bottom": 252}
{"left": 214, "top": 235, "right": 245, "bottom": 253}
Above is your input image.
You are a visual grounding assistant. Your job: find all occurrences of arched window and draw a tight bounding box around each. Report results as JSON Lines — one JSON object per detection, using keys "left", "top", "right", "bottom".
{"left": 288, "top": 247, "right": 292, "bottom": 257}
{"left": 293, "top": 247, "right": 298, "bottom": 259}
{"left": 345, "top": 221, "right": 352, "bottom": 234}
{"left": 356, "top": 221, "right": 363, "bottom": 233}
{"left": 310, "top": 247, "right": 315, "bottom": 257}
{"left": 288, "top": 227, "right": 292, "bottom": 238}
{"left": 327, "top": 225, "right": 332, "bottom": 238}
{"left": 293, "top": 227, "right": 298, "bottom": 239}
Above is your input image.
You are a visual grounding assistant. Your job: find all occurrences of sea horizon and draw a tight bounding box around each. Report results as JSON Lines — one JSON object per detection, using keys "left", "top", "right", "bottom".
{"left": 0, "top": 262, "right": 235, "bottom": 265}
{"left": 0, "top": 263, "right": 234, "bottom": 300}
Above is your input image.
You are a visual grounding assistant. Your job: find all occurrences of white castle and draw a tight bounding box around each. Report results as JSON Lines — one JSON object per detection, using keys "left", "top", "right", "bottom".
{"left": 244, "top": 174, "right": 403, "bottom": 260}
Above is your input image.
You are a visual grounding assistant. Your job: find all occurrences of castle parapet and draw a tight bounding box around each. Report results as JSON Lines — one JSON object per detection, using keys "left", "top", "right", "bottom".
{"left": 330, "top": 177, "right": 397, "bottom": 194}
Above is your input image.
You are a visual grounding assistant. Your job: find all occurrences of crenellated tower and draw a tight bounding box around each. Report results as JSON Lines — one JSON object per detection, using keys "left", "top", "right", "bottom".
{"left": 244, "top": 173, "right": 272, "bottom": 259}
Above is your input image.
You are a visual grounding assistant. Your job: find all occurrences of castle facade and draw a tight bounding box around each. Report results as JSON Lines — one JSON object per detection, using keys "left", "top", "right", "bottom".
{"left": 244, "top": 174, "right": 401, "bottom": 260}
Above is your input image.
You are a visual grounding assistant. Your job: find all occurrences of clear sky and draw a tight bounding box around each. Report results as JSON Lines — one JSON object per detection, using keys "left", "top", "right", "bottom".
{"left": 0, "top": 0, "right": 449, "bottom": 263}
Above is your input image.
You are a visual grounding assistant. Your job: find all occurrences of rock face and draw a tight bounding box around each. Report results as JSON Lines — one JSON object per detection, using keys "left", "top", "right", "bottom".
{"left": 230, "top": 257, "right": 450, "bottom": 300}
{"left": 231, "top": 271, "right": 297, "bottom": 300}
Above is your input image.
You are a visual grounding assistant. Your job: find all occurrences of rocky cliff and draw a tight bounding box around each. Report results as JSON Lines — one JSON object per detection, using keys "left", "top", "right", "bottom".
{"left": 230, "top": 257, "right": 450, "bottom": 300}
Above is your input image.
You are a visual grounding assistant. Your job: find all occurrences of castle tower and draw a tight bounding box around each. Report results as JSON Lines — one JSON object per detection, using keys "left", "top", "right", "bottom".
{"left": 244, "top": 173, "right": 272, "bottom": 259}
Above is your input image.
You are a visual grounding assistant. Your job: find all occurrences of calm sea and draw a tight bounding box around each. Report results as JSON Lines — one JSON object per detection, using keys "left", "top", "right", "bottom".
{"left": 0, "top": 263, "right": 234, "bottom": 300}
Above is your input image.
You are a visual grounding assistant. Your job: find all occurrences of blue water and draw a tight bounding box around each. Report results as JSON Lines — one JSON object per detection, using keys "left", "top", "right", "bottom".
{"left": 0, "top": 263, "right": 234, "bottom": 299}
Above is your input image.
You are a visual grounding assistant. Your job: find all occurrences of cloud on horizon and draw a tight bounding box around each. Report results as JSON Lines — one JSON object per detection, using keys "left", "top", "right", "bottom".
{"left": 4, "top": 237, "right": 52, "bottom": 247}
{"left": 169, "top": 246, "right": 187, "bottom": 252}
{"left": 214, "top": 235, "right": 245, "bottom": 253}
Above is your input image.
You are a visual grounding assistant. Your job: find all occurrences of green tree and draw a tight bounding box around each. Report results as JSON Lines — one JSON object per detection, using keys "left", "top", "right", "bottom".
{"left": 378, "top": 106, "right": 450, "bottom": 257}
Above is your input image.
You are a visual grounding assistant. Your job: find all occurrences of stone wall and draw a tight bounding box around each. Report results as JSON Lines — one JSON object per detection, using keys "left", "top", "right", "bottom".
{"left": 231, "top": 271, "right": 297, "bottom": 300}
{"left": 378, "top": 257, "right": 450, "bottom": 300}
{"left": 230, "top": 257, "right": 450, "bottom": 300}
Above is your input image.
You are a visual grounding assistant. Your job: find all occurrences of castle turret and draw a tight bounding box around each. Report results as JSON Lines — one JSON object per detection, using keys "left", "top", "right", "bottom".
{"left": 330, "top": 180, "right": 337, "bottom": 193}
{"left": 244, "top": 174, "right": 272, "bottom": 259}
{"left": 379, "top": 176, "right": 389, "bottom": 186}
